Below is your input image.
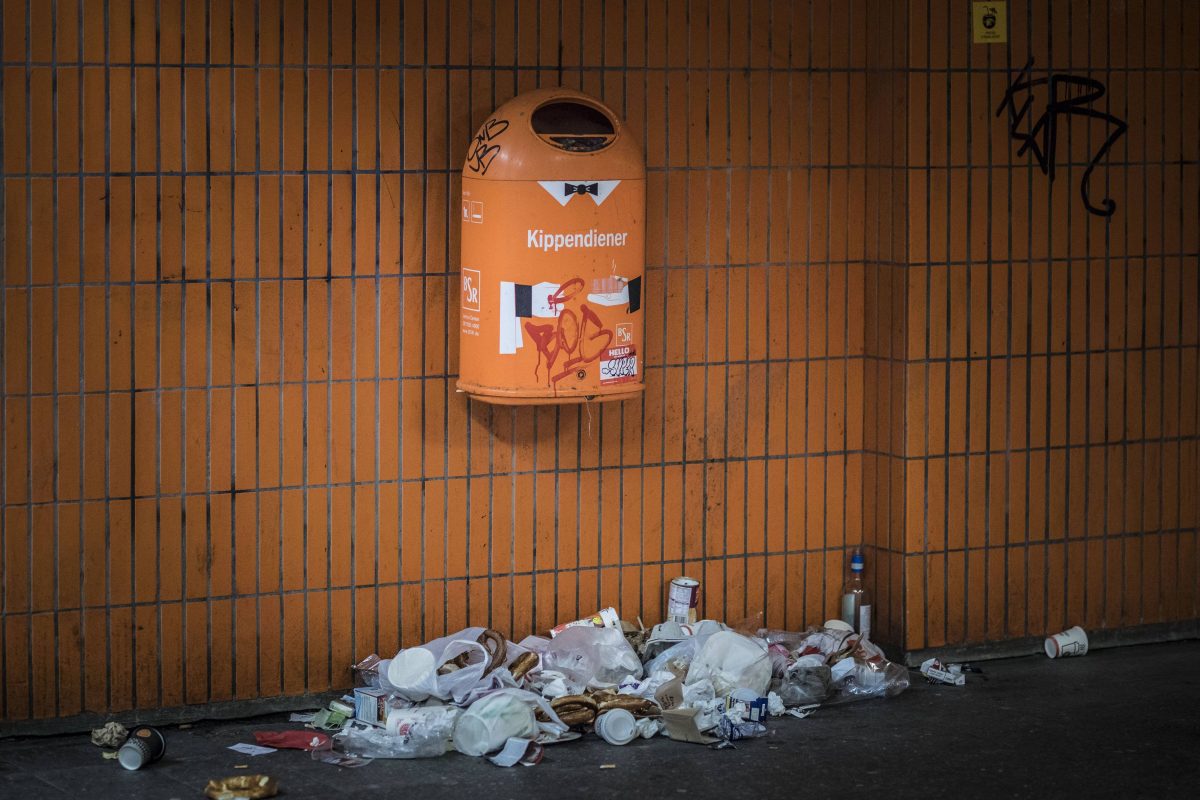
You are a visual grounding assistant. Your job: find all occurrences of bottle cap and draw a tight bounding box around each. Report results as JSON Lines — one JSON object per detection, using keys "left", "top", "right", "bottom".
{"left": 850, "top": 551, "right": 864, "bottom": 572}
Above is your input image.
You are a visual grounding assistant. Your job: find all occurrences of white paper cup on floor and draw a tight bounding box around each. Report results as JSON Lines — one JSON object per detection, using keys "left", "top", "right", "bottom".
{"left": 594, "top": 709, "right": 637, "bottom": 746}
{"left": 1044, "top": 626, "right": 1088, "bottom": 658}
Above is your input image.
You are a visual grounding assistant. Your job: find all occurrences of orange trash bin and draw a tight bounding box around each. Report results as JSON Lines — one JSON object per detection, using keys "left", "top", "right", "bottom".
{"left": 457, "top": 88, "right": 646, "bottom": 405}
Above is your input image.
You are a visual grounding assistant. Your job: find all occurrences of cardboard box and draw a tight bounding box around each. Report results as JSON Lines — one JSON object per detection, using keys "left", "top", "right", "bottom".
{"left": 353, "top": 687, "right": 390, "bottom": 726}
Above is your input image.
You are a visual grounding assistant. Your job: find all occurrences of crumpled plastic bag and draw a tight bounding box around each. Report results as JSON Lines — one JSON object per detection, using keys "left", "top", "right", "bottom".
{"left": 388, "top": 628, "right": 532, "bottom": 704}
{"left": 770, "top": 662, "right": 833, "bottom": 706}
{"left": 825, "top": 636, "right": 909, "bottom": 703}
{"left": 685, "top": 631, "right": 772, "bottom": 697}
{"left": 535, "top": 626, "right": 643, "bottom": 688}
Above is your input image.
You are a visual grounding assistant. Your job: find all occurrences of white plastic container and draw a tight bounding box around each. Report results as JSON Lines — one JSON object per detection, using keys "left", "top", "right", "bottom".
{"left": 453, "top": 692, "right": 537, "bottom": 756}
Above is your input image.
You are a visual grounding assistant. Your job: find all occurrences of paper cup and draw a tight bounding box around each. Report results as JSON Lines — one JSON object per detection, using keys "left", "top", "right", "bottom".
{"left": 1044, "top": 626, "right": 1088, "bottom": 658}
{"left": 117, "top": 726, "right": 166, "bottom": 770}
{"left": 594, "top": 709, "right": 637, "bottom": 746}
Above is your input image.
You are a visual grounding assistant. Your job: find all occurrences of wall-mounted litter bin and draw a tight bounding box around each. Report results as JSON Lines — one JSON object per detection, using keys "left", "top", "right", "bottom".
{"left": 457, "top": 88, "right": 645, "bottom": 405}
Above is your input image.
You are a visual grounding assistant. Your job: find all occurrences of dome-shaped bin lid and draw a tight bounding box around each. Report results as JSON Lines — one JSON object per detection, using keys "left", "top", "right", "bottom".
{"left": 462, "top": 88, "right": 645, "bottom": 182}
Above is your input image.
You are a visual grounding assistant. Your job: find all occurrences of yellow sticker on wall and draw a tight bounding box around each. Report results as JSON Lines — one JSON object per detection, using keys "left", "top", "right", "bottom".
{"left": 973, "top": 1, "right": 1007, "bottom": 43}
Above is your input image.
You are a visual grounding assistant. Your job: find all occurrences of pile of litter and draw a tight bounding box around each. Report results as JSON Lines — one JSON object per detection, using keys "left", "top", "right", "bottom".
{"left": 290, "top": 609, "right": 911, "bottom": 767}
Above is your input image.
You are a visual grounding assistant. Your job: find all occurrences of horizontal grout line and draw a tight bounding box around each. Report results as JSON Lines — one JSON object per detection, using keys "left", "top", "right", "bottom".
{"left": 3, "top": 526, "right": 1191, "bottom": 618}
{"left": 2, "top": 60, "right": 1196, "bottom": 74}
{"left": 2, "top": 160, "right": 1197, "bottom": 178}
{"left": 3, "top": 254, "right": 1199, "bottom": 290}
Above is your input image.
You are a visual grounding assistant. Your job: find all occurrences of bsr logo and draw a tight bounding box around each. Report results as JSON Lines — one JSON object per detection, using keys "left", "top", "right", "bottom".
{"left": 461, "top": 269, "right": 481, "bottom": 312}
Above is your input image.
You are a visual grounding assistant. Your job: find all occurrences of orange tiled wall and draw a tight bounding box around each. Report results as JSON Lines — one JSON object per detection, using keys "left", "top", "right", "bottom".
{"left": 0, "top": 0, "right": 879, "bottom": 725}
{"left": 0, "top": 1, "right": 1196, "bottom": 728}
{"left": 897, "top": 1, "right": 1200, "bottom": 651}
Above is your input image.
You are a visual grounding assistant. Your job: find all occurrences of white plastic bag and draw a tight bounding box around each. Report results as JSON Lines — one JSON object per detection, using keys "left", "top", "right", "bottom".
{"left": 685, "top": 631, "right": 772, "bottom": 697}
{"left": 538, "top": 626, "right": 643, "bottom": 688}
{"left": 389, "top": 627, "right": 494, "bottom": 703}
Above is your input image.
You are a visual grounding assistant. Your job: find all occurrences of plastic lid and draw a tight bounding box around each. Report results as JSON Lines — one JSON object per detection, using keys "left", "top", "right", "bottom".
{"left": 596, "top": 709, "right": 637, "bottom": 745}
{"left": 850, "top": 551, "right": 864, "bottom": 571}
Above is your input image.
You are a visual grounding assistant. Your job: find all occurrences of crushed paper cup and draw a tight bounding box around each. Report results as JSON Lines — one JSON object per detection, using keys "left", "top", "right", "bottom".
{"left": 919, "top": 658, "right": 966, "bottom": 686}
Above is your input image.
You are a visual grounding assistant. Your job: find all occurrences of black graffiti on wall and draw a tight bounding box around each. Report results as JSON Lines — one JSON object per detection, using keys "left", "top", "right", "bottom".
{"left": 996, "top": 57, "right": 1128, "bottom": 217}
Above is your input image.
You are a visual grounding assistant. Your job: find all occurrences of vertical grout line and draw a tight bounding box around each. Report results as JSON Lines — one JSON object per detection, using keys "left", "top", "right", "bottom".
{"left": 203, "top": 0, "right": 215, "bottom": 704}
{"left": 323, "top": 0, "right": 334, "bottom": 684}
{"left": 779, "top": 0, "right": 791, "bottom": 630}
{"left": 76, "top": 0, "right": 88, "bottom": 715}
{"left": 23, "top": 0, "right": 35, "bottom": 717}
{"left": 125, "top": 0, "right": 138, "bottom": 709}
{"left": 1026, "top": 0, "right": 1040, "bottom": 639}
{"left": 50, "top": 0, "right": 62, "bottom": 717}
{"left": 967, "top": 0, "right": 983, "bottom": 647}
{"left": 373, "top": 0, "right": 382, "bottom": 665}
{"left": 152, "top": 0, "right": 165, "bottom": 709}
{"left": 1081, "top": 0, "right": 1093, "bottom": 639}
{"left": 439, "top": 0, "right": 449, "bottom": 639}
{"left": 103, "top": 0, "right": 114, "bottom": 713}
{"left": 1137, "top": 0, "right": 1150, "bottom": 626}
{"left": 224, "top": 0, "right": 239, "bottom": 699}
{"left": 396, "top": 0, "right": 407, "bottom": 647}
{"left": 927, "top": 0, "right": 938, "bottom": 652}
{"left": 348, "top": 0, "right": 360, "bottom": 688}
{"left": 0, "top": 0, "right": 8, "bottom": 724}
{"left": 178, "top": 0, "right": 190, "bottom": 706}
{"left": 1116, "top": 0, "right": 1128, "bottom": 628}
{"left": 800, "top": 0, "right": 810, "bottom": 629}
{"left": 300, "top": 0, "right": 311, "bottom": 691}
{"left": 417, "top": 0, "right": 428, "bottom": 642}
{"left": 252, "top": 0, "right": 264, "bottom": 700}
{"left": 274, "top": 0, "right": 286, "bottom": 696}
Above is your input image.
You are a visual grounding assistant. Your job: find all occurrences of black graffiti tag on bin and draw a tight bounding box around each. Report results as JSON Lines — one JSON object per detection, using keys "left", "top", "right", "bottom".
{"left": 466, "top": 118, "right": 510, "bottom": 175}
{"left": 996, "top": 57, "right": 1128, "bottom": 218}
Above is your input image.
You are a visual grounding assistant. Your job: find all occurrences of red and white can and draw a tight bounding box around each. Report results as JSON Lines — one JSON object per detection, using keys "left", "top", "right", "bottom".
{"left": 667, "top": 577, "right": 700, "bottom": 624}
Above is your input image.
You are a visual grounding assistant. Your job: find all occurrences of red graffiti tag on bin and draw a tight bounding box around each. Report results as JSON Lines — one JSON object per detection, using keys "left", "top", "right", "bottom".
{"left": 524, "top": 277, "right": 614, "bottom": 387}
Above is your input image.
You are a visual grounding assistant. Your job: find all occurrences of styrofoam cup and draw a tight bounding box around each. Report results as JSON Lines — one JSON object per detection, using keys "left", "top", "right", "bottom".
{"left": 1044, "top": 626, "right": 1088, "bottom": 658}
{"left": 594, "top": 708, "right": 637, "bottom": 746}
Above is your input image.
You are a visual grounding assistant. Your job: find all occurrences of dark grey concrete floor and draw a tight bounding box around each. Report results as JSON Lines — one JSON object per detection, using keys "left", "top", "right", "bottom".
{"left": 1, "top": 640, "right": 1197, "bottom": 799}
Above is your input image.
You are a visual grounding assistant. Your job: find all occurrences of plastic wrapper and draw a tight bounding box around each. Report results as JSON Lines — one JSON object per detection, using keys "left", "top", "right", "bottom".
{"left": 337, "top": 711, "right": 457, "bottom": 759}
{"left": 825, "top": 636, "right": 909, "bottom": 703}
{"left": 770, "top": 664, "right": 833, "bottom": 707}
{"left": 537, "top": 626, "right": 643, "bottom": 688}
{"left": 644, "top": 637, "right": 699, "bottom": 678}
{"left": 718, "top": 716, "right": 767, "bottom": 741}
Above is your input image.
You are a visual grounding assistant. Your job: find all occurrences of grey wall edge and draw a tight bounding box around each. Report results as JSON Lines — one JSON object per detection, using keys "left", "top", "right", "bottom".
{"left": 0, "top": 691, "right": 337, "bottom": 739}
{"left": 901, "top": 619, "right": 1200, "bottom": 668}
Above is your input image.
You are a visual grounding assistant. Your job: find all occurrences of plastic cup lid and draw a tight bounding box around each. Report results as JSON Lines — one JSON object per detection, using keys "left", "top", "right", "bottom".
{"left": 598, "top": 709, "right": 637, "bottom": 742}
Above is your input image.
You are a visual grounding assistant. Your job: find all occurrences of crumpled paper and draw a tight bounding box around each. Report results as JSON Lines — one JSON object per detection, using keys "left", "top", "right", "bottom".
{"left": 91, "top": 721, "right": 128, "bottom": 748}
{"left": 204, "top": 774, "right": 278, "bottom": 800}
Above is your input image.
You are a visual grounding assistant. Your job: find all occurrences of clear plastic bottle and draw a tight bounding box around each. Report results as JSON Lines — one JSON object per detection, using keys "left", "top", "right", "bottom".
{"left": 840, "top": 549, "right": 871, "bottom": 639}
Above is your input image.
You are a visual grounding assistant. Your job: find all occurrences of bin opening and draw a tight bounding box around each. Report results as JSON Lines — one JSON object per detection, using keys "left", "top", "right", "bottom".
{"left": 532, "top": 101, "right": 616, "bottom": 152}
